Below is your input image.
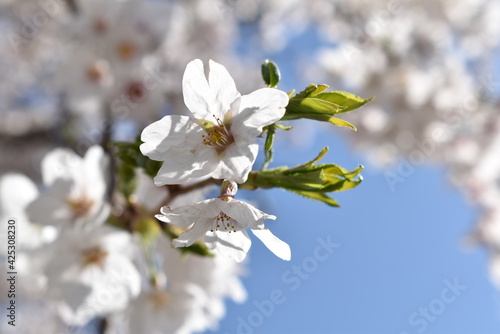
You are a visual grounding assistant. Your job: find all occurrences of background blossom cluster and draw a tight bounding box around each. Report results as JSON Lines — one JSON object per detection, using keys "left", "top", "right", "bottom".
{"left": 1, "top": 0, "right": 500, "bottom": 333}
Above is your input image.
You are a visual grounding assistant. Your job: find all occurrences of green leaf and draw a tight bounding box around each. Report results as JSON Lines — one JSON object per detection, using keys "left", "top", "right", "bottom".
{"left": 313, "top": 91, "right": 374, "bottom": 114}
{"left": 281, "top": 83, "right": 372, "bottom": 130}
{"left": 241, "top": 148, "right": 363, "bottom": 207}
{"left": 261, "top": 59, "right": 281, "bottom": 88}
{"left": 326, "top": 117, "right": 357, "bottom": 130}
{"left": 262, "top": 124, "right": 276, "bottom": 170}
{"left": 291, "top": 190, "right": 340, "bottom": 207}
{"left": 111, "top": 139, "right": 162, "bottom": 179}
{"left": 289, "top": 146, "right": 329, "bottom": 171}
{"left": 117, "top": 162, "right": 137, "bottom": 198}
{"left": 294, "top": 83, "right": 328, "bottom": 98}
{"left": 284, "top": 97, "right": 346, "bottom": 118}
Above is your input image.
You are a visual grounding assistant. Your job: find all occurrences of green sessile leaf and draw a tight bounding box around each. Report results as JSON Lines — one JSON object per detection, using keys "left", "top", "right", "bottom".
{"left": 313, "top": 91, "right": 374, "bottom": 114}
{"left": 282, "top": 83, "right": 373, "bottom": 130}
{"left": 241, "top": 147, "right": 363, "bottom": 207}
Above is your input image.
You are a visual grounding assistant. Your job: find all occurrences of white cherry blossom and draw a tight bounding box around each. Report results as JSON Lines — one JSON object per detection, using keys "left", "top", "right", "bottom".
{"left": 42, "top": 225, "right": 141, "bottom": 326}
{"left": 156, "top": 196, "right": 291, "bottom": 262}
{"left": 140, "top": 59, "right": 289, "bottom": 185}
{"left": 26, "top": 145, "right": 110, "bottom": 229}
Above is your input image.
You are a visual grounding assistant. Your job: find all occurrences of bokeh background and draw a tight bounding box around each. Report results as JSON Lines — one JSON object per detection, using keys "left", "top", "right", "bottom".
{"left": 1, "top": 0, "right": 500, "bottom": 333}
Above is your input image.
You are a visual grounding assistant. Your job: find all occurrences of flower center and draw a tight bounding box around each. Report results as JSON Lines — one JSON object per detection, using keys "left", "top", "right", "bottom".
{"left": 148, "top": 290, "right": 170, "bottom": 309}
{"left": 210, "top": 211, "right": 237, "bottom": 233}
{"left": 126, "top": 82, "right": 147, "bottom": 102}
{"left": 92, "top": 18, "right": 108, "bottom": 34}
{"left": 201, "top": 114, "right": 235, "bottom": 153}
{"left": 117, "top": 41, "right": 136, "bottom": 61}
{"left": 68, "top": 197, "right": 94, "bottom": 217}
{"left": 86, "top": 60, "right": 110, "bottom": 84}
{"left": 82, "top": 246, "right": 108, "bottom": 267}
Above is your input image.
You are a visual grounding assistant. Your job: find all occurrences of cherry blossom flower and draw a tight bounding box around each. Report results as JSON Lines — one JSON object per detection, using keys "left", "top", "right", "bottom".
{"left": 42, "top": 226, "right": 141, "bottom": 326}
{"left": 156, "top": 195, "right": 291, "bottom": 262}
{"left": 159, "top": 236, "right": 247, "bottom": 330}
{"left": 123, "top": 283, "right": 209, "bottom": 334}
{"left": 26, "top": 145, "right": 110, "bottom": 229}
{"left": 140, "top": 59, "right": 289, "bottom": 185}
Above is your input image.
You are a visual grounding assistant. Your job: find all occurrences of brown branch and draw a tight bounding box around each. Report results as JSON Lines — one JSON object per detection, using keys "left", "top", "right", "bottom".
{"left": 163, "top": 178, "right": 223, "bottom": 208}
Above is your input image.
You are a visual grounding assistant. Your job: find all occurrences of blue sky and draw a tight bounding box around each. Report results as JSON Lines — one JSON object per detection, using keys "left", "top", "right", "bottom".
{"left": 207, "top": 124, "right": 500, "bottom": 334}
{"left": 207, "top": 18, "right": 500, "bottom": 334}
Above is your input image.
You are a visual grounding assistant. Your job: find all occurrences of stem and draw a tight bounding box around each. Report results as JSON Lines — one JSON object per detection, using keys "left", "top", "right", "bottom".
{"left": 97, "top": 317, "right": 107, "bottom": 334}
{"left": 163, "top": 178, "right": 222, "bottom": 207}
{"left": 101, "top": 103, "right": 116, "bottom": 203}
{"left": 65, "top": 0, "right": 79, "bottom": 15}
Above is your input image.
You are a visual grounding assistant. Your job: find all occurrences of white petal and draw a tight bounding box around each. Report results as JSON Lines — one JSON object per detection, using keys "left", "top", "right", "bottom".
{"left": 83, "top": 145, "right": 109, "bottom": 202}
{"left": 218, "top": 199, "right": 276, "bottom": 228}
{"left": 153, "top": 146, "right": 218, "bottom": 185}
{"left": 232, "top": 88, "right": 289, "bottom": 139}
{"left": 0, "top": 173, "right": 38, "bottom": 214}
{"left": 251, "top": 228, "right": 291, "bottom": 261}
{"left": 158, "top": 199, "right": 219, "bottom": 228}
{"left": 208, "top": 59, "right": 241, "bottom": 116}
{"left": 49, "top": 178, "right": 74, "bottom": 200}
{"left": 134, "top": 169, "right": 168, "bottom": 210}
{"left": 205, "top": 230, "right": 251, "bottom": 262}
{"left": 172, "top": 219, "right": 212, "bottom": 247}
{"left": 42, "top": 148, "right": 83, "bottom": 187}
{"left": 182, "top": 59, "right": 219, "bottom": 120}
{"left": 26, "top": 194, "right": 72, "bottom": 227}
{"left": 211, "top": 141, "right": 259, "bottom": 183}
{"left": 140, "top": 115, "right": 196, "bottom": 160}
{"left": 161, "top": 198, "right": 219, "bottom": 220}
{"left": 83, "top": 201, "right": 111, "bottom": 228}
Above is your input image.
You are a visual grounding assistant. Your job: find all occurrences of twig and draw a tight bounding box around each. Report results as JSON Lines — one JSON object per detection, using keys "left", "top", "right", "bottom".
{"left": 163, "top": 178, "right": 222, "bottom": 207}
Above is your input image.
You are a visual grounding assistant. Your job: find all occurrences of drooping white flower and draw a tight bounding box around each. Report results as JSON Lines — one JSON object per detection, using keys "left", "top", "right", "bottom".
{"left": 140, "top": 59, "right": 289, "bottom": 185}
{"left": 156, "top": 196, "right": 291, "bottom": 262}
{"left": 42, "top": 225, "right": 141, "bottom": 326}
{"left": 26, "top": 145, "right": 110, "bottom": 229}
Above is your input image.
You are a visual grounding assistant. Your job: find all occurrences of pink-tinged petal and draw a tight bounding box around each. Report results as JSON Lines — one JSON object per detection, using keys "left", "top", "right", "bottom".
{"left": 211, "top": 141, "right": 259, "bottom": 183}
{"left": 205, "top": 230, "right": 251, "bottom": 262}
{"left": 0, "top": 173, "right": 38, "bottom": 213}
{"left": 140, "top": 115, "right": 197, "bottom": 160}
{"left": 26, "top": 194, "right": 72, "bottom": 227}
{"left": 251, "top": 228, "right": 291, "bottom": 261}
{"left": 182, "top": 59, "right": 218, "bottom": 120}
{"left": 42, "top": 148, "right": 83, "bottom": 187}
{"left": 172, "top": 218, "right": 212, "bottom": 248}
{"left": 232, "top": 88, "right": 289, "bottom": 139}
{"left": 208, "top": 59, "right": 241, "bottom": 116}
{"left": 218, "top": 199, "right": 276, "bottom": 228}
{"left": 153, "top": 146, "right": 218, "bottom": 185}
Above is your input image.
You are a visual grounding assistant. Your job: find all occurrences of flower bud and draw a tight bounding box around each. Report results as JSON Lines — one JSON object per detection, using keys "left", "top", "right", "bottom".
{"left": 219, "top": 179, "right": 238, "bottom": 200}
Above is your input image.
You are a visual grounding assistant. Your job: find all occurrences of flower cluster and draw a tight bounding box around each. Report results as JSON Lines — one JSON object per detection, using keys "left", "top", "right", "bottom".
{"left": 0, "top": 145, "right": 246, "bottom": 334}
{"left": 141, "top": 59, "right": 291, "bottom": 262}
